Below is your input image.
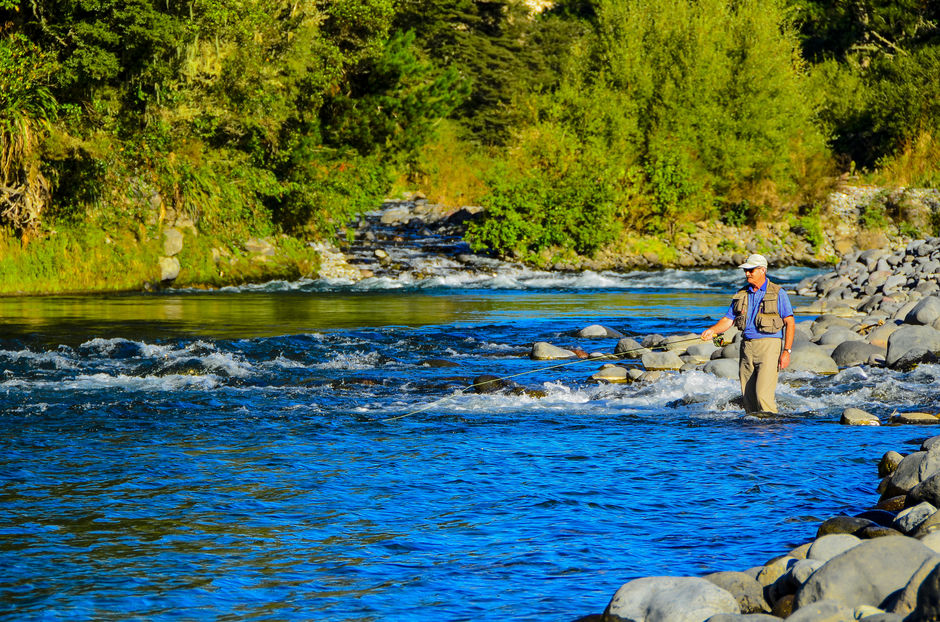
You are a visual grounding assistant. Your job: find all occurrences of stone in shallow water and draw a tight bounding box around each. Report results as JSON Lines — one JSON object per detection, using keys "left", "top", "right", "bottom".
{"left": 641, "top": 351, "right": 684, "bottom": 371}
{"left": 578, "top": 324, "right": 625, "bottom": 339}
{"left": 591, "top": 366, "right": 628, "bottom": 383}
{"left": 530, "top": 341, "right": 576, "bottom": 360}
{"left": 841, "top": 408, "right": 880, "bottom": 426}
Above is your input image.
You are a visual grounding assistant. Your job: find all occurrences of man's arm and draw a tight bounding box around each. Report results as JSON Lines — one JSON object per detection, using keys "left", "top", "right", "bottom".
{"left": 778, "top": 315, "right": 795, "bottom": 370}
{"left": 701, "top": 316, "right": 734, "bottom": 342}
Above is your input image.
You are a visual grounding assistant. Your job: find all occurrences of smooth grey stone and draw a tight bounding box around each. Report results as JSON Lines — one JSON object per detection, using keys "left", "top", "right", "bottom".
{"left": 923, "top": 436, "right": 940, "bottom": 451}
{"left": 787, "top": 344, "right": 839, "bottom": 374}
{"left": 704, "top": 358, "right": 740, "bottom": 379}
{"left": 816, "top": 516, "right": 878, "bottom": 538}
{"left": 641, "top": 351, "right": 684, "bottom": 371}
{"left": 858, "top": 613, "right": 903, "bottom": 622}
{"left": 831, "top": 341, "right": 886, "bottom": 367}
{"left": 604, "top": 576, "right": 740, "bottom": 622}
{"left": 885, "top": 557, "right": 940, "bottom": 618}
{"left": 905, "top": 296, "right": 940, "bottom": 326}
{"left": 530, "top": 342, "right": 576, "bottom": 360}
{"left": 705, "top": 615, "right": 780, "bottom": 622}
{"left": 816, "top": 327, "right": 863, "bottom": 346}
{"left": 910, "top": 476, "right": 940, "bottom": 508}
{"left": 795, "top": 536, "right": 939, "bottom": 610}
{"left": 578, "top": 324, "right": 625, "bottom": 339}
{"left": 807, "top": 534, "right": 862, "bottom": 562}
{"left": 703, "top": 571, "right": 770, "bottom": 614}
{"left": 663, "top": 333, "right": 700, "bottom": 353}
{"left": 590, "top": 366, "right": 628, "bottom": 383}
{"left": 784, "top": 599, "right": 854, "bottom": 621}
{"left": 720, "top": 343, "right": 741, "bottom": 359}
{"left": 886, "top": 445, "right": 940, "bottom": 498}
{"left": 790, "top": 559, "right": 824, "bottom": 585}
{"left": 894, "top": 502, "right": 938, "bottom": 534}
{"left": 615, "top": 338, "right": 650, "bottom": 358}
{"left": 687, "top": 342, "right": 720, "bottom": 361}
{"left": 642, "top": 334, "right": 665, "bottom": 348}
{"left": 886, "top": 325, "right": 940, "bottom": 368}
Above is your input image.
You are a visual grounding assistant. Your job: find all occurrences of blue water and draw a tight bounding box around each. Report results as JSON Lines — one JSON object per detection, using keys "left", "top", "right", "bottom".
{"left": 1, "top": 266, "right": 937, "bottom": 621}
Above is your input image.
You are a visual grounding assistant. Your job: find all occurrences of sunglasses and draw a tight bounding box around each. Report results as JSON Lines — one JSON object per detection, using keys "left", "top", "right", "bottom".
{"left": 743, "top": 267, "right": 763, "bottom": 273}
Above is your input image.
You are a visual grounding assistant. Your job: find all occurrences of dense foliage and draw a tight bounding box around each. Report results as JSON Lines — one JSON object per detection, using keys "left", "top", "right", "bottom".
{"left": 1, "top": 0, "right": 939, "bottom": 264}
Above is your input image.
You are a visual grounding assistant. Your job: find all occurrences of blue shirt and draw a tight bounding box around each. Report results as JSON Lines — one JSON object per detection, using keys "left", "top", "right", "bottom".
{"left": 723, "top": 279, "right": 793, "bottom": 340}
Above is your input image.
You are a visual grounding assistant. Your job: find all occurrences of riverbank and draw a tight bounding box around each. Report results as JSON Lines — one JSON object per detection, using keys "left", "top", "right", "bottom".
{"left": 0, "top": 184, "right": 936, "bottom": 295}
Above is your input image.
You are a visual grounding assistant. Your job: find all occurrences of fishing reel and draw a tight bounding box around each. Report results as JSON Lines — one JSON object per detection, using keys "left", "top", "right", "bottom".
{"left": 712, "top": 334, "right": 726, "bottom": 348}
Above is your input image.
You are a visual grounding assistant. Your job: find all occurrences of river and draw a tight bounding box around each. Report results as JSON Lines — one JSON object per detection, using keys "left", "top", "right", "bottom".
{"left": 1, "top": 263, "right": 936, "bottom": 621}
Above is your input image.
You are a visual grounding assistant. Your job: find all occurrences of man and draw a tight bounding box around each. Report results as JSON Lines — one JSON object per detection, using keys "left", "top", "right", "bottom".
{"left": 701, "top": 253, "right": 795, "bottom": 414}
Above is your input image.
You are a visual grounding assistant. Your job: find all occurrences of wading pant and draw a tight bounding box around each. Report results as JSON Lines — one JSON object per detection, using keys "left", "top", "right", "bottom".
{"left": 739, "top": 338, "right": 782, "bottom": 414}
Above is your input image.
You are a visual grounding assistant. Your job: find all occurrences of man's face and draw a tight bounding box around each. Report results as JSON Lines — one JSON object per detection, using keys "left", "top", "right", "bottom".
{"left": 744, "top": 266, "right": 765, "bottom": 289}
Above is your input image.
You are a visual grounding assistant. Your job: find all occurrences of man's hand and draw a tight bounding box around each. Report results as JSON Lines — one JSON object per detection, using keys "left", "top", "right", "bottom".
{"left": 778, "top": 350, "right": 791, "bottom": 370}
{"left": 701, "top": 328, "right": 714, "bottom": 341}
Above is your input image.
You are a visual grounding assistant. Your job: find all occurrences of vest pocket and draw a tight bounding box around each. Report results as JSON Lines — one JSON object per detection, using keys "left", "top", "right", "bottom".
{"left": 755, "top": 313, "right": 784, "bottom": 332}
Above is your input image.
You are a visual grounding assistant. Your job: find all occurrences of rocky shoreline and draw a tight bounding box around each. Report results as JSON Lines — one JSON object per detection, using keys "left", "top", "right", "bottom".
{"left": 316, "top": 185, "right": 940, "bottom": 278}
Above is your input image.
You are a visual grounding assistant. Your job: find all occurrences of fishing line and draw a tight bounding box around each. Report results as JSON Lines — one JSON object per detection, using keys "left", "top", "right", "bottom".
{"left": 380, "top": 335, "right": 712, "bottom": 422}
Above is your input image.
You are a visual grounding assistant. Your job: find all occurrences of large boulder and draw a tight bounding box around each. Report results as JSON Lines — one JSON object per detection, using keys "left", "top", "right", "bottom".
{"left": 905, "top": 558, "right": 940, "bottom": 620}
{"left": 787, "top": 343, "right": 839, "bottom": 374}
{"left": 703, "top": 358, "right": 740, "bottom": 379}
{"left": 831, "top": 341, "right": 886, "bottom": 367}
{"left": 807, "top": 534, "right": 862, "bottom": 562}
{"left": 815, "top": 327, "right": 864, "bottom": 346}
{"left": 641, "top": 351, "right": 685, "bottom": 371}
{"left": 795, "top": 536, "right": 940, "bottom": 610}
{"left": 886, "top": 325, "right": 940, "bottom": 369}
{"left": 866, "top": 323, "right": 901, "bottom": 349}
{"left": 785, "top": 599, "right": 854, "bottom": 622}
{"left": 530, "top": 342, "right": 577, "bottom": 360}
{"left": 603, "top": 576, "right": 740, "bottom": 622}
{"left": 905, "top": 296, "right": 940, "bottom": 326}
{"left": 884, "top": 446, "right": 940, "bottom": 498}
{"left": 579, "top": 324, "right": 626, "bottom": 339}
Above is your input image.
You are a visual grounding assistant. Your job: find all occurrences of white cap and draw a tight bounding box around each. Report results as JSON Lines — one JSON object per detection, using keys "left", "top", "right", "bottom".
{"left": 738, "top": 253, "right": 768, "bottom": 270}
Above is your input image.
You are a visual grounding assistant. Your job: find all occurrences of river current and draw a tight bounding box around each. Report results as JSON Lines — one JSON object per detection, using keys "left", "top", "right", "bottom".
{"left": 1, "top": 261, "right": 938, "bottom": 621}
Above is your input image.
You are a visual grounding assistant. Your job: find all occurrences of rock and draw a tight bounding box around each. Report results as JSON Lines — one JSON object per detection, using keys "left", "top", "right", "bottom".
{"left": 910, "top": 474, "right": 940, "bottom": 507}
{"left": 867, "top": 323, "right": 900, "bottom": 348}
{"left": 703, "top": 571, "right": 770, "bottom": 614}
{"left": 816, "top": 516, "right": 878, "bottom": 538}
{"left": 787, "top": 344, "right": 839, "bottom": 374}
{"left": 531, "top": 342, "right": 577, "bottom": 360}
{"left": 685, "top": 342, "right": 720, "bottom": 363}
{"left": 703, "top": 358, "right": 740, "bottom": 379}
{"left": 245, "top": 237, "right": 275, "bottom": 256}
{"left": 756, "top": 556, "right": 797, "bottom": 588}
{"left": 807, "top": 534, "right": 862, "bottom": 562}
{"left": 579, "top": 324, "right": 626, "bottom": 339}
{"left": 876, "top": 496, "right": 907, "bottom": 512}
{"left": 785, "top": 599, "right": 854, "bottom": 622}
{"left": 878, "top": 451, "right": 904, "bottom": 478}
{"left": 886, "top": 557, "right": 940, "bottom": 618}
{"left": 719, "top": 343, "right": 741, "bottom": 359}
{"left": 627, "top": 369, "right": 645, "bottom": 381}
{"left": 911, "top": 510, "right": 940, "bottom": 539}
{"left": 159, "top": 256, "right": 180, "bottom": 282}
{"left": 420, "top": 358, "right": 461, "bottom": 368}
{"left": 882, "top": 450, "right": 940, "bottom": 498}
{"left": 380, "top": 205, "right": 411, "bottom": 224}
{"left": 471, "top": 374, "right": 512, "bottom": 393}
{"left": 857, "top": 610, "right": 902, "bottom": 621}
{"left": 816, "top": 326, "right": 864, "bottom": 346}
{"left": 663, "top": 334, "right": 701, "bottom": 353}
{"left": 641, "top": 351, "right": 685, "bottom": 371}
{"left": 841, "top": 408, "right": 880, "bottom": 426}
{"left": 831, "top": 341, "right": 886, "bottom": 368}
{"left": 790, "top": 559, "right": 825, "bottom": 585}
{"left": 886, "top": 325, "right": 940, "bottom": 369}
{"left": 639, "top": 371, "right": 664, "bottom": 383}
{"left": 924, "top": 436, "right": 940, "bottom": 451}
{"left": 163, "top": 227, "right": 184, "bottom": 256}
{"left": 921, "top": 531, "right": 940, "bottom": 553}
{"left": 855, "top": 509, "right": 899, "bottom": 528}
{"left": 857, "top": 525, "right": 905, "bottom": 539}
{"left": 603, "top": 576, "right": 740, "bottom": 622}
{"left": 905, "top": 296, "right": 940, "bottom": 325}
{"left": 615, "top": 338, "right": 650, "bottom": 358}
{"left": 892, "top": 412, "right": 940, "bottom": 425}
{"left": 591, "top": 366, "right": 629, "bottom": 383}
{"left": 893, "top": 502, "right": 938, "bottom": 534}
{"left": 795, "top": 536, "right": 939, "bottom": 610}
{"left": 789, "top": 542, "right": 813, "bottom": 560}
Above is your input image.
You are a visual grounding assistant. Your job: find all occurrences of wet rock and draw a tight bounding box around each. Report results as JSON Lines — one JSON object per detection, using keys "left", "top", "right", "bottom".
{"left": 641, "top": 351, "right": 684, "bottom": 371}
{"left": 795, "top": 536, "right": 939, "bottom": 610}
{"left": 578, "top": 325, "right": 626, "bottom": 339}
{"left": 855, "top": 510, "right": 898, "bottom": 528}
{"left": 816, "top": 516, "right": 878, "bottom": 538}
{"left": 891, "top": 411, "right": 940, "bottom": 425}
{"left": 603, "top": 576, "right": 740, "bottom": 622}
{"left": 841, "top": 408, "right": 880, "bottom": 426}
{"left": 531, "top": 342, "right": 577, "bottom": 360}
{"left": 471, "top": 374, "right": 511, "bottom": 393}
{"left": 591, "top": 366, "right": 629, "bottom": 383}
{"left": 420, "top": 358, "right": 461, "bottom": 368}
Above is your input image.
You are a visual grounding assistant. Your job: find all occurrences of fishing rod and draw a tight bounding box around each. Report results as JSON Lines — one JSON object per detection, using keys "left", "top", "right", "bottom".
{"left": 380, "top": 334, "right": 718, "bottom": 422}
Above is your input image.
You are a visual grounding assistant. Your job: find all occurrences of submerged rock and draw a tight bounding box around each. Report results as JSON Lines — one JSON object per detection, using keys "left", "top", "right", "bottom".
{"left": 579, "top": 324, "right": 626, "bottom": 339}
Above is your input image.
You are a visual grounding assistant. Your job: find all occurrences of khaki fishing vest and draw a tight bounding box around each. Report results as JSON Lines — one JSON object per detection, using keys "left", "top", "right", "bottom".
{"left": 732, "top": 280, "right": 785, "bottom": 333}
